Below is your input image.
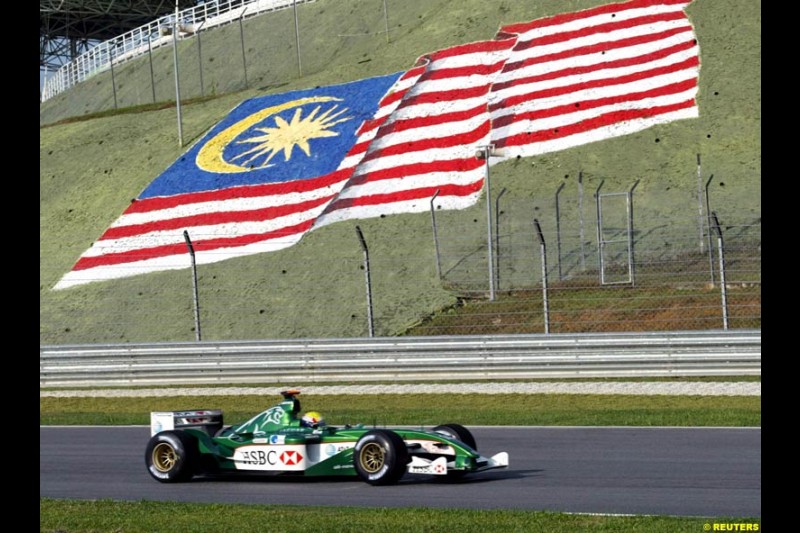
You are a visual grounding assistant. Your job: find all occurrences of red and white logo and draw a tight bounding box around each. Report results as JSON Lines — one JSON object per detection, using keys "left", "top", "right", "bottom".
{"left": 280, "top": 450, "right": 303, "bottom": 465}
{"left": 434, "top": 463, "right": 446, "bottom": 474}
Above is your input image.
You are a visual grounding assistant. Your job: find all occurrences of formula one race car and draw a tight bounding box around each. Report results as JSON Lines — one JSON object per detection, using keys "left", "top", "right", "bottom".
{"left": 145, "top": 389, "right": 508, "bottom": 485}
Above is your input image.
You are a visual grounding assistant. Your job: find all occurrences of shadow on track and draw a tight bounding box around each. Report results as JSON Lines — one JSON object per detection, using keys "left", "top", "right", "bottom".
{"left": 183, "top": 469, "right": 538, "bottom": 486}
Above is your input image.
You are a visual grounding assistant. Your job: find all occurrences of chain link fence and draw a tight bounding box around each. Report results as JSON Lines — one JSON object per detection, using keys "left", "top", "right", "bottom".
{"left": 415, "top": 180, "right": 761, "bottom": 335}
{"left": 40, "top": 179, "right": 761, "bottom": 343}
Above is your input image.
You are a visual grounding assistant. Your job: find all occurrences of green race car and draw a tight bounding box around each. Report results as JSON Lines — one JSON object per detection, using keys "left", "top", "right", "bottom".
{"left": 145, "top": 389, "right": 509, "bottom": 486}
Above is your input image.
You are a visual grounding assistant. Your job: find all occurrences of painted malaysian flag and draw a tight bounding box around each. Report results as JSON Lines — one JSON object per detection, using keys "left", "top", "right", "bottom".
{"left": 55, "top": 0, "right": 698, "bottom": 289}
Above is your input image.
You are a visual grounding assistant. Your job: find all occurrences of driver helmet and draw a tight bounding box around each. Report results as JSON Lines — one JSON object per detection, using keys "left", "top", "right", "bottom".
{"left": 301, "top": 411, "right": 325, "bottom": 428}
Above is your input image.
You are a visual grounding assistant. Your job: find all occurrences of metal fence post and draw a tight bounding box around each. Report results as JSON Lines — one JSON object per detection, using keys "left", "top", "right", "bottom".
{"left": 696, "top": 153, "right": 704, "bottom": 252}
{"left": 147, "top": 36, "right": 156, "bottom": 103}
{"left": 430, "top": 189, "right": 442, "bottom": 280}
{"left": 534, "top": 219, "right": 550, "bottom": 334}
{"left": 196, "top": 21, "right": 207, "bottom": 96}
{"left": 355, "top": 226, "right": 374, "bottom": 337}
{"left": 382, "top": 0, "right": 390, "bottom": 43}
{"left": 293, "top": 0, "right": 302, "bottom": 76}
{"left": 172, "top": 2, "right": 184, "bottom": 148}
{"left": 578, "top": 171, "right": 586, "bottom": 271}
{"left": 238, "top": 7, "right": 249, "bottom": 89}
{"left": 710, "top": 212, "right": 729, "bottom": 330}
{"left": 495, "top": 187, "right": 507, "bottom": 290}
{"left": 109, "top": 44, "right": 118, "bottom": 110}
{"left": 42, "top": 64, "right": 48, "bottom": 102}
{"left": 628, "top": 179, "right": 640, "bottom": 287}
{"left": 595, "top": 179, "right": 605, "bottom": 282}
{"left": 477, "top": 145, "right": 496, "bottom": 300}
{"left": 705, "top": 174, "right": 715, "bottom": 285}
{"left": 555, "top": 182, "right": 565, "bottom": 280}
{"left": 183, "top": 230, "right": 202, "bottom": 341}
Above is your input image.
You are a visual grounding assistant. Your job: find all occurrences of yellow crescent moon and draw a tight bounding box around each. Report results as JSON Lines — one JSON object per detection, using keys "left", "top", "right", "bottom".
{"left": 196, "top": 95, "right": 340, "bottom": 174}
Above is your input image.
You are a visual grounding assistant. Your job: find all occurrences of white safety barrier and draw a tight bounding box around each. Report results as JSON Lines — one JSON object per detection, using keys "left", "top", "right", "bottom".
{"left": 40, "top": 330, "right": 761, "bottom": 387}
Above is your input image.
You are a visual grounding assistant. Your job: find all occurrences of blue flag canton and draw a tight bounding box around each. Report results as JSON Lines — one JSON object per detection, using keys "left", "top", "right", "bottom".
{"left": 140, "top": 72, "right": 403, "bottom": 199}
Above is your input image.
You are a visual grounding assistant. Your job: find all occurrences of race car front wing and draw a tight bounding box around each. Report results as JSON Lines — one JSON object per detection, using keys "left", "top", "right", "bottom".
{"left": 407, "top": 452, "right": 509, "bottom": 475}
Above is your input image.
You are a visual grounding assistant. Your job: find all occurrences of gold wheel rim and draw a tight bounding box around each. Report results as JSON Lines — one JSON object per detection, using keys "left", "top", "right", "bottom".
{"left": 359, "top": 442, "right": 385, "bottom": 473}
{"left": 152, "top": 442, "right": 177, "bottom": 473}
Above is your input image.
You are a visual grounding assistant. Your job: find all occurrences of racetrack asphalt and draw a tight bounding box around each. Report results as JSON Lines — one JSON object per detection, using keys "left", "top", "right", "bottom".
{"left": 40, "top": 426, "right": 760, "bottom": 517}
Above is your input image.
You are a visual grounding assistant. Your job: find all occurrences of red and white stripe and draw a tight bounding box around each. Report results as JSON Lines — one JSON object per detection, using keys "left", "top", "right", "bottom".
{"left": 313, "top": 37, "right": 517, "bottom": 227}
{"left": 54, "top": 70, "right": 425, "bottom": 289}
{"left": 489, "top": 0, "right": 698, "bottom": 156}
{"left": 56, "top": 0, "right": 699, "bottom": 289}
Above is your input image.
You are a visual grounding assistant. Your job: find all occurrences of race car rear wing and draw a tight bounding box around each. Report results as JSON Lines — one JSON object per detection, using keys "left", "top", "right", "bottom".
{"left": 150, "top": 410, "right": 224, "bottom": 437}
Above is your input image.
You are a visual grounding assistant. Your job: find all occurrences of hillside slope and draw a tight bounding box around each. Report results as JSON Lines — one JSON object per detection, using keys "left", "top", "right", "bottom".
{"left": 40, "top": 0, "right": 760, "bottom": 344}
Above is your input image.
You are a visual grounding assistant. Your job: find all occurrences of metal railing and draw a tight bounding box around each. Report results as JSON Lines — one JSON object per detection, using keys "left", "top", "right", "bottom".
{"left": 41, "top": 0, "right": 315, "bottom": 101}
{"left": 40, "top": 330, "right": 761, "bottom": 387}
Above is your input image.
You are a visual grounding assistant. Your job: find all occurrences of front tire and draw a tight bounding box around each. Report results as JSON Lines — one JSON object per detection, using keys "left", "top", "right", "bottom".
{"left": 433, "top": 423, "right": 477, "bottom": 451}
{"left": 432, "top": 424, "right": 477, "bottom": 480}
{"left": 353, "top": 430, "right": 409, "bottom": 486}
{"left": 145, "top": 430, "right": 197, "bottom": 483}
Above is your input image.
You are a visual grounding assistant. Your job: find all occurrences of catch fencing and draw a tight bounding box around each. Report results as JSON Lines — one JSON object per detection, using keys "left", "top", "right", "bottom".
{"left": 421, "top": 192, "right": 761, "bottom": 335}
{"left": 39, "top": 330, "right": 761, "bottom": 387}
{"left": 39, "top": 178, "right": 761, "bottom": 344}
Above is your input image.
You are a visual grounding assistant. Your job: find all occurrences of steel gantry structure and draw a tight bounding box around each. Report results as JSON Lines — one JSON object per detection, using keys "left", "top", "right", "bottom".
{"left": 40, "top": 0, "right": 198, "bottom": 70}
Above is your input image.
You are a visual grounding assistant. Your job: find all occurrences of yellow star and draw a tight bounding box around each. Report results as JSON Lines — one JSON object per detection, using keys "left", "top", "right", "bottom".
{"left": 231, "top": 104, "right": 352, "bottom": 168}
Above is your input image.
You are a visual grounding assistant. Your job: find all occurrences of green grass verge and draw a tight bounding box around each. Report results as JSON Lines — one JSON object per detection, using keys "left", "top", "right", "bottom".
{"left": 40, "top": 393, "right": 760, "bottom": 427}
{"left": 40, "top": 499, "right": 759, "bottom": 533}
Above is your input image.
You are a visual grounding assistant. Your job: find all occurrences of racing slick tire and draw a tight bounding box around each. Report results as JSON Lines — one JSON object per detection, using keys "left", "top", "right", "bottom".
{"left": 353, "top": 430, "right": 409, "bottom": 486}
{"left": 432, "top": 424, "right": 477, "bottom": 479}
{"left": 145, "top": 430, "right": 198, "bottom": 483}
{"left": 433, "top": 423, "right": 477, "bottom": 450}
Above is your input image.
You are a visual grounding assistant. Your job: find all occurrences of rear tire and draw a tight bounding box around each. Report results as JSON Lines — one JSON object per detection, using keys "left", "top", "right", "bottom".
{"left": 353, "top": 430, "right": 409, "bottom": 486}
{"left": 145, "top": 430, "right": 197, "bottom": 483}
{"left": 433, "top": 423, "right": 477, "bottom": 451}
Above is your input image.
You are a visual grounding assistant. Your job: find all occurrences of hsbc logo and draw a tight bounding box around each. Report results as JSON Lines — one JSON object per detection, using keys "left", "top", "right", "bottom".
{"left": 234, "top": 445, "right": 306, "bottom": 471}
{"left": 280, "top": 450, "right": 303, "bottom": 465}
